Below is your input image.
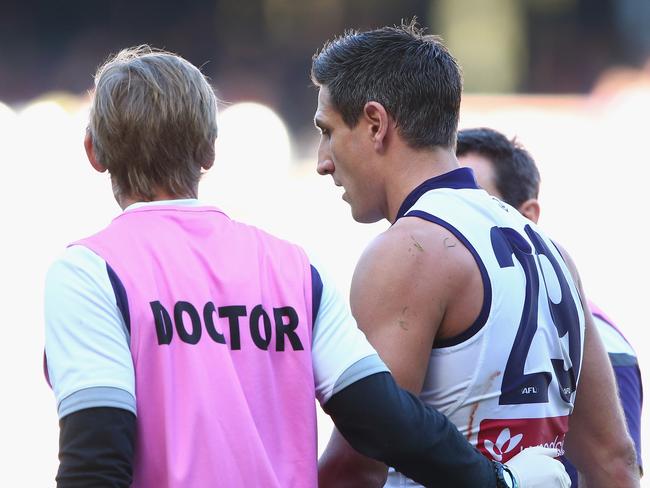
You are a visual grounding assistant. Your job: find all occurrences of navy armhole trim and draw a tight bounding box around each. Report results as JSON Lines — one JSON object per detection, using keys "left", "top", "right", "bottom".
{"left": 394, "top": 168, "right": 480, "bottom": 221}
{"left": 311, "top": 265, "right": 323, "bottom": 329}
{"left": 106, "top": 264, "right": 131, "bottom": 334}
{"left": 405, "top": 210, "right": 492, "bottom": 349}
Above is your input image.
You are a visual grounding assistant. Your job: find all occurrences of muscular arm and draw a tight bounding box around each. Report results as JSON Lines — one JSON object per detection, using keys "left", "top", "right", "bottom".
{"left": 558, "top": 247, "right": 639, "bottom": 487}
{"left": 319, "top": 428, "right": 388, "bottom": 488}
{"left": 319, "top": 218, "right": 476, "bottom": 486}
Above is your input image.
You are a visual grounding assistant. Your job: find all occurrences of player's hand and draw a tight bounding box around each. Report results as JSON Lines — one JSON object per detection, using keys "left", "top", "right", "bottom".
{"left": 505, "top": 446, "right": 571, "bottom": 488}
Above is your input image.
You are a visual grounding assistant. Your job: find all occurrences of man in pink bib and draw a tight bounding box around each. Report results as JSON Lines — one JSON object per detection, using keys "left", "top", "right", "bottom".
{"left": 44, "top": 46, "right": 569, "bottom": 487}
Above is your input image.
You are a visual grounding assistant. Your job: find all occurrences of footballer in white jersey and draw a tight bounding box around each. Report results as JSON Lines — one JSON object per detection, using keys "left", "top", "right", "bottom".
{"left": 385, "top": 169, "right": 584, "bottom": 487}
{"left": 456, "top": 126, "right": 643, "bottom": 485}
{"left": 313, "top": 22, "right": 635, "bottom": 488}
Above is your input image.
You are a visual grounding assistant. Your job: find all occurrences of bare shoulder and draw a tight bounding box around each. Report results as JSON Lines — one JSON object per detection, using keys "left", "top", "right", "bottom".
{"left": 349, "top": 215, "right": 484, "bottom": 390}
{"left": 358, "top": 216, "right": 473, "bottom": 270}
{"left": 351, "top": 215, "right": 477, "bottom": 325}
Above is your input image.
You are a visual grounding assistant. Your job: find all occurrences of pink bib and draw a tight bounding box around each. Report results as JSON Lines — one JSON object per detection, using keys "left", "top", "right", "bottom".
{"left": 77, "top": 205, "right": 317, "bottom": 487}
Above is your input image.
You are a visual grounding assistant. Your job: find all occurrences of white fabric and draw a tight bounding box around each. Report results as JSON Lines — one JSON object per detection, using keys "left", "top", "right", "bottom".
{"left": 386, "top": 188, "right": 585, "bottom": 487}
{"left": 308, "top": 261, "right": 386, "bottom": 404}
{"left": 507, "top": 446, "right": 571, "bottom": 488}
{"left": 124, "top": 198, "right": 199, "bottom": 211}
{"left": 593, "top": 315, "right": 636, "bottom": 357}
{"left": 45, "top": 245, "right": 135, "bottom": 417}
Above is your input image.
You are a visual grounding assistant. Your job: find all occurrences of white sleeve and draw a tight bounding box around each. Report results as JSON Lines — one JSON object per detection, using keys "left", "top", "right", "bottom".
{"left": 44, "top": 245, "right": 136, "bottom": 419}
{"left": 310, "top": 264, "right": 389, "bottom": 405}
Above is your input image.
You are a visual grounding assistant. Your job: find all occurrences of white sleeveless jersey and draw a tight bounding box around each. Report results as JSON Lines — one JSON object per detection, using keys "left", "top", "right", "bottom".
{"left": 386, "top": 169, "right": 585, "bottom": 487}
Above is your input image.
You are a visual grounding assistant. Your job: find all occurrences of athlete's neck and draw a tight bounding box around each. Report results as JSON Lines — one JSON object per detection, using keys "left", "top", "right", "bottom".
{"left": 385, "top": 146, "right": 459, "bottom": 223}
{"left": 115, "top": 187, "right": 198, "bottom": 210}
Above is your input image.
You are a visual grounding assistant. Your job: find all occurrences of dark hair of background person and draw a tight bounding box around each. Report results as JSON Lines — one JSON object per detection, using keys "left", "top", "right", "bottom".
{"left": 311, "top": 20, "right": 462, "bottom": 149}
{"left": 456, "top": 127, "right": 540, "bottom": 208}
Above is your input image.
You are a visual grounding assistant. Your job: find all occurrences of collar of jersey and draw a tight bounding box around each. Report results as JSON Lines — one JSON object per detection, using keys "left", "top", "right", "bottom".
{"left": 124, "top": 198, "right": 202, "bottom": 212}
{"left": 394, "top": 167, "right": 480, "bottom": 222}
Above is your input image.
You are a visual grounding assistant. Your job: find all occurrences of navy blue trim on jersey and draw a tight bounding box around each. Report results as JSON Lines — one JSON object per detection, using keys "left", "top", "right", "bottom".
{"left": 311, "top": 265, "right": 323, "bottom": 327}
{"left": 404, "top": 210, "right": 492, "bottom": 349}
{"left": 107, "top": 264, "right": 131, "bottom": 334}
{"left": 394, "top": 168, "right": 480, "bottom": 222}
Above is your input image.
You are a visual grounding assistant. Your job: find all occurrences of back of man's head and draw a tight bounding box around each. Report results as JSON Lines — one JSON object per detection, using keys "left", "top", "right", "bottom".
{"left": 311, "top": 20, "right": 462, "bottom": 150}
{"left": 89, "top": 46, "right": 218, "bottom": 201}
{"left": 456, "top": 127, "right": 540, "bottom": 208}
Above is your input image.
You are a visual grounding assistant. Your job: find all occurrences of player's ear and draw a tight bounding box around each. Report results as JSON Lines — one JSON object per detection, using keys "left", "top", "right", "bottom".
{"left": 363, "top": 101, "right": 389, "bottom": 151}
{"left": 518, "top": 198, "right": 540, "bottom": 224}
{"left": 84, "top": 130, "right": 107, "bottom": 173}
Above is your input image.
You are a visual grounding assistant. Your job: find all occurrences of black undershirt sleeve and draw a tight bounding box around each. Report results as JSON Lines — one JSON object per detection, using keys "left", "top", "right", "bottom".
{"left": 324, "top": 372, "right": 496, "bottom": 488}
{"left": 57, "top": 407, "right": 135, "bottom": 488}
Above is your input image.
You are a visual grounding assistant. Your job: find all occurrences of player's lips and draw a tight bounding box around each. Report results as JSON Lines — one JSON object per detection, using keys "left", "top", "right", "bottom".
{"left": 331, "top": 180, "right": 347, "bottom": 200}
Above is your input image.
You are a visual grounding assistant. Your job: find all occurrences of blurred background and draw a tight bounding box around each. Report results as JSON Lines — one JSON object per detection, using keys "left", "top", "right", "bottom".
{"left": 1, "top": 0, "right": 648, "bottom": 485}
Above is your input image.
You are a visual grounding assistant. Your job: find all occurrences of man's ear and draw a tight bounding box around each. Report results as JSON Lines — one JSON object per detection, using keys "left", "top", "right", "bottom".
{"left": 84, "top": 131, "right": 107, "bottom": 173}
{"left": 518, "top": 198, "right": 541, "bottom": 224}
{"left": 201, "top": 143, "right": 215, "bottom": 171}
{"left": 362, "top": 101, "right": 390, "bottom": 151}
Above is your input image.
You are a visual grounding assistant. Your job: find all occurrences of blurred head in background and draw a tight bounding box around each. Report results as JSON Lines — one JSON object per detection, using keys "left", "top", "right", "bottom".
{"left": 456, "top": 127, "right": 541, "bottom": 223}
{"left": 85, "top": 45, "right": 218, "bottom": 207}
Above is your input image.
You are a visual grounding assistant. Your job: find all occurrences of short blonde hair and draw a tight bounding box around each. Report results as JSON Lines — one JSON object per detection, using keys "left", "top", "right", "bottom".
{"left": 89, "top": 45, "right": 218, "bottom": 200}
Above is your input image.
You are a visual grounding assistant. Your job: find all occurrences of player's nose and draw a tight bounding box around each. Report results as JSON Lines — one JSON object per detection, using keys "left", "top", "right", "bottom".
{"left": 316, "top": 155, "right": 335, "bottom": 176}
{"left": 317, "top": 160, "right": 335, "bottom": 176}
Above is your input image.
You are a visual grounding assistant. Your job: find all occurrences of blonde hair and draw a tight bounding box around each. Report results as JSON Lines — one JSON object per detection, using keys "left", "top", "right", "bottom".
{"left": 89, "top": 45, "right": 218, "bottom": 200}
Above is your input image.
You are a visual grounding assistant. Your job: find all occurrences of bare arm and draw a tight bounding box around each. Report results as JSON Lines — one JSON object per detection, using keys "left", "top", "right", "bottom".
{"left": 558, "top": 247, "right": 639, "bottom": 487}
{"left": 318, "top": 429, "right": 388, "bottom": 488}
{"left": 318, "top": 219, "right": 461, "bottom": 487}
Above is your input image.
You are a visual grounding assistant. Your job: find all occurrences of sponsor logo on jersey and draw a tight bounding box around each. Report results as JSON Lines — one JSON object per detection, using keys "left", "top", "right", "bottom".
{"left": 477, "top": 416, "right": 568, "bottom": 463}
{"left": 484, "top": 427, "right": 523, "bottom": 462}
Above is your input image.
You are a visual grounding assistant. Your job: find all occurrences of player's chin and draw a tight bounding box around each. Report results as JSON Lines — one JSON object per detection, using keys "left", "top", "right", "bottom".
{"left": 350, "top": 204, "right": 383, "bottom": 224}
